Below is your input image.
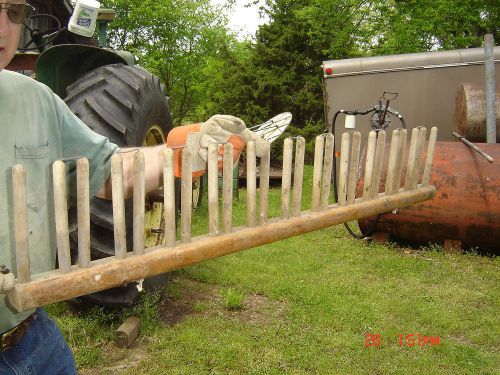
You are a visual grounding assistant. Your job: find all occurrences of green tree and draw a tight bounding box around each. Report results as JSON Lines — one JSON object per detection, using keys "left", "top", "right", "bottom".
{"left": 199, "top": 0, "right": 368, "bottom": 130}
{"left": 195, "top": 40, "right": 269, "bottom": 125}
{"left": 102, "top": 0, "right": 234, "bottom": 125}
{"left": 362, "top": 0, "right": 500, "bottom": 54}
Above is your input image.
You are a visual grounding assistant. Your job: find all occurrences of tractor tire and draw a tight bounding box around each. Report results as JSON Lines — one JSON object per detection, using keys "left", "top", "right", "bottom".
{"left": 64, "top": 63, "right": 173, "bottom": 306}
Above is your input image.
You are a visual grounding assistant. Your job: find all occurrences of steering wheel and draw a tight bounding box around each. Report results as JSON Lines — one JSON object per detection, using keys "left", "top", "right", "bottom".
{"left": 20, "top": 14, "right": 64, "bottom": 52}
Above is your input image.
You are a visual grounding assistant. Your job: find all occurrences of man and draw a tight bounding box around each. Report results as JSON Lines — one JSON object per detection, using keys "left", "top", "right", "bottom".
{"left": 0, "top": 2, "right": 251, "bottom": 373}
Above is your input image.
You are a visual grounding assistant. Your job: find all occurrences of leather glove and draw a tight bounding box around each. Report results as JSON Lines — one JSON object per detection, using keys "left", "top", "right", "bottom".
{"left": 199, "top": 115, "right": 269, "bottom": 163}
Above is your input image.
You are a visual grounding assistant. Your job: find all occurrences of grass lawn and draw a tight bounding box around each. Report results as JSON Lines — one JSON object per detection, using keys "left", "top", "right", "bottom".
{"left": 47, "top": 167, "right": 499, "bottom": 374}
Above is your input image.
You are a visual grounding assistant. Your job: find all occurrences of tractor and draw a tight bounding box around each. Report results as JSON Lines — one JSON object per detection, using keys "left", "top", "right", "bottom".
{"left": 8, "top": 0, "right": 182, "bottom": 306}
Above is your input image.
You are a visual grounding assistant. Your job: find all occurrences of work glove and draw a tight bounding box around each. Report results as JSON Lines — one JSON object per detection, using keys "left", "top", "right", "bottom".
{"left": 198, "top": 115, "right": 269, "bottom": 163}
{"left": 0, "top": 266, "right": 15, "bottom": 295}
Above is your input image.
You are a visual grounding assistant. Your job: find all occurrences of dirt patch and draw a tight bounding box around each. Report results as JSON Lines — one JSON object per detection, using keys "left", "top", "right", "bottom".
{"left": 78, "top": 342, "right": 150, "bottom": 375}
{"left": 158, "top": 277, "right": 286, "bottom": 326}
{"left": 158, "top": 278, "right": 216, "bottom": 326}
{"left": 446, "top": 333, "right": 476, "bottom": 347}
{"left": 79, "top": 278, "right": 286, "bottom": 374}
{"left": 225, "top": 293, "right": 286, "bottom": 325}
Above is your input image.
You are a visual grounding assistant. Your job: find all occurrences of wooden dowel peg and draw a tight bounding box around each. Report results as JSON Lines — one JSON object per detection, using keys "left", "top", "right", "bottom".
{"left": 208, "top": 143, "right": 219, "bottom": 234}
{"left": 111, "top": 154, "right": 127, "bottom": 259}
{"left": 362, "top": 131, "right": 377, "bottom": 200}
{"left": 133, "top": 151, "right": 145, "bottom": 255}
{"left": 411, "top": 127, "right": 427, "bottom": 189}
{"left": 312, "top": 135, "right": 325, "bottom": 211}
{"left": 385, "top": 130, "right": 401, "bottom": 196}
{"left": 259, "top": 142, "right": 270, "bottom": 225}
{"left": 281, "top": 138, "right": 293, "bottom": 219}
{"left": 53, "top": 160, "right": 71, "bottom": 273}
{"left": 338, "top": 132, "right": 351, "bottom": 206}
{"left": 369, "top": 130, "right": 386, "bottom": 199}
{"left": 291, "top": 136, "right": 305, "bottom": 217}
{"left": 246, "top": 141, "right": 257, "bottom": 227}
{"left": 12, "top": 165, "right": 30, "bottom": 282}
{"left": 181, "top": 148, "right": 192, "bottom": 243}
{"left": 347, "top": 132, "right": 361, "bottom": 204}
{"left": 222, "top": 143, "right": 233, "bottom": 233}
{"left": 393, "top": 129, "right": 407, "bottom": 193}
{"left": 404, "top": 128, "right": 420, "bottom": 190}
{"left": 320, "top": 134, "right": 335, "bottom": 209}
{"left": 422, "top": 127, "right": 438, "bottom": 186}
{"left": 76, "top": 158, "right": 90, "bottom": 268}
{"left": 163, "top": 148, "right": 176, "bottom": 247}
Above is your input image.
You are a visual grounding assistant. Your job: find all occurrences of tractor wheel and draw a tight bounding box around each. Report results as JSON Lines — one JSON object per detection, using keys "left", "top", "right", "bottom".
{"left": 65, "top": 63, "right": 173, "bottom": 306}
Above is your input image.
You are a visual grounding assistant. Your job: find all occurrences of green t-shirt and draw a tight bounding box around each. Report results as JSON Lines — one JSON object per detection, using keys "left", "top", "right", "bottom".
{"left": 0, "top": 70, "right": 118, "bottom": 333}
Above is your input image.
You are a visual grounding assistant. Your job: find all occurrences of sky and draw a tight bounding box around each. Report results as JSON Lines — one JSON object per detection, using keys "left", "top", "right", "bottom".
{"left": 213, "top": 0, "right": 269, "bottom": 40}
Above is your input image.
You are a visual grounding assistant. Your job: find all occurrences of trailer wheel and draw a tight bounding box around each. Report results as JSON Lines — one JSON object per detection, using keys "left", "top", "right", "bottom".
{"left": 65, "top": 63, "right": 173, "bottom": 306}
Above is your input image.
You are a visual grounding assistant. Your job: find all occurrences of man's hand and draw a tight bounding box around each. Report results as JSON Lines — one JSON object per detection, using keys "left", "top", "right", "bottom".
{"left": 0, "top": 265, "right": 15, "bottom": 294}
{"left": 97, "top": 145, "right": 166, "bottom": 200}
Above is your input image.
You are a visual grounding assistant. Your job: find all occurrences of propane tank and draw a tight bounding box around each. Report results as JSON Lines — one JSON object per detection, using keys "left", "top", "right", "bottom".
{"left": 357, "top": 141, "right": 500, "bottom": 252}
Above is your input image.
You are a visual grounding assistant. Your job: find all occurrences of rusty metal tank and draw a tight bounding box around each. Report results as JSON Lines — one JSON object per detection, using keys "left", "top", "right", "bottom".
{"left": 357, "top": 141, "right": 500, "bottom": 251}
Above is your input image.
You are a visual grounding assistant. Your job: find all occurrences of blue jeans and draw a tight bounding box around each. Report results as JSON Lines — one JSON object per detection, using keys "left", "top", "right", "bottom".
{"left": 0, "top": 308, "right": 77, "bottom": 375}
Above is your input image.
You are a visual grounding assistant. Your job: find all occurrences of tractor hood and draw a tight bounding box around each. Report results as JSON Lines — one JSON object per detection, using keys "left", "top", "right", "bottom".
{"left": 36, "top": 44, "right": 133, "bottom": 98}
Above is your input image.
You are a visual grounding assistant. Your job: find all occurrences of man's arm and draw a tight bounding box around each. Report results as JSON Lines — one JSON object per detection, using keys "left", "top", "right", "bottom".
{"left": 95, "top": 115, "right": 254, "bottom": 200}
{"left": 96, "top": 145, "right": 165, "bottom": 200}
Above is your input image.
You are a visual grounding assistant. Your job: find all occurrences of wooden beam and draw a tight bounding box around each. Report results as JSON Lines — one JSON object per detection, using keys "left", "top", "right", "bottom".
{"left": 7, "top": 186, "right": 435, "bottom": 312}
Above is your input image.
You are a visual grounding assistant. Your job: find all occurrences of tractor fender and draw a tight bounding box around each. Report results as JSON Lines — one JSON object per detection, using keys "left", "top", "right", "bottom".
{"left": 36, "top": 44, "right": 134, "bottom": 98}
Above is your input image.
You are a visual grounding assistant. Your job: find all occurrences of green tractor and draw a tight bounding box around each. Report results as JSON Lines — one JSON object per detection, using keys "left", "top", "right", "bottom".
{"left": 9, "top": 0, "right": 176, "bottom": 306}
